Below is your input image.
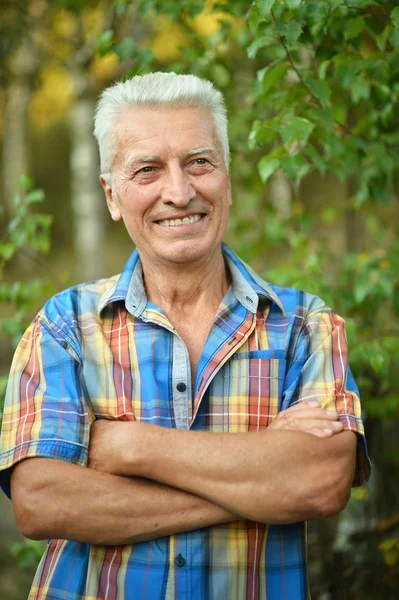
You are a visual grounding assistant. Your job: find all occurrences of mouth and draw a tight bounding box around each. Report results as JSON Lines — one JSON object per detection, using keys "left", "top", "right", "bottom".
{"left": 155, "top": 213, "right": 204, "bottom": 228}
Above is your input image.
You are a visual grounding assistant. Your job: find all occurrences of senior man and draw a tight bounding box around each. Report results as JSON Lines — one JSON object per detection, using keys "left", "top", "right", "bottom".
{"left": 1, "top": 73, "right": 370, "bottom": 599}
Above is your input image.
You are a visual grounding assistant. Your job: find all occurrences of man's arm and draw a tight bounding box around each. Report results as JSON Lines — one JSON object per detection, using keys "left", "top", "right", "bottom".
{"left": 10, "top": 401, "right": 344, "bottom": 543}
{"left": 130, "top": 426, "right": 356, "bottom": 523}
{"left": 10, "top": 458, "right": 235, "bottom": 545}
{"left": 88, "top": 401, "right": 355, "bottom": 524}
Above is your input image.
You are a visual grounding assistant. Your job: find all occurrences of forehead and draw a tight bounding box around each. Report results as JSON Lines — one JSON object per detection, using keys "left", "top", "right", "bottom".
{"left": 112, "top": 105, "right": 219, "bottom": 160}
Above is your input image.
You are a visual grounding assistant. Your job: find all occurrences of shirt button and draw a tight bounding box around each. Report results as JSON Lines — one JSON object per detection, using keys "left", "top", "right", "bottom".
{"left": 176, "top": 382, "right": 187, "bottom": 392}
{"left": 175, "top": 554, "right": 186, "bottom": 567}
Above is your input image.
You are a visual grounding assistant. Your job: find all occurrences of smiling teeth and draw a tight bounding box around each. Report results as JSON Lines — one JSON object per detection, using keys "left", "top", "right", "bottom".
{"left": 158, "top": 214, "right": 202, "bottom": 227}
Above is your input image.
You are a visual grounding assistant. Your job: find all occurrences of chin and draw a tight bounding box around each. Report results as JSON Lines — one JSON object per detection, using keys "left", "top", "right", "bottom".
{"left": 157, "top": 242, "right": 212, "bottom": 266}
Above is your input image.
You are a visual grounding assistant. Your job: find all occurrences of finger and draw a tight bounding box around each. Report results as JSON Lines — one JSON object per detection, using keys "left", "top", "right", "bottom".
{"left": 276, "top": 408, "right": 340, "bottom": 425}
{"left": 273, "top": 417, "right": 344, "bottom": 432}
{"left": 308, "top": 428, "right": 335, "bottom": 438}
{"left": 284, "top": 400, "right": 321, "bottom": 412}
{"left": 286, "top": 408, "right": 340, "bottom": 421}
{"left": 292, "top": 418, "right": 343, "bottom": 431}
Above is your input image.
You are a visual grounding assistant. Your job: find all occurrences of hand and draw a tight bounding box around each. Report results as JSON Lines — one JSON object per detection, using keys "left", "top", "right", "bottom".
{"left": 88, "top": 419, "right": 137, "bottom": 475}
{"left": 268, "top": 400, "right": 344, "bottom": 438}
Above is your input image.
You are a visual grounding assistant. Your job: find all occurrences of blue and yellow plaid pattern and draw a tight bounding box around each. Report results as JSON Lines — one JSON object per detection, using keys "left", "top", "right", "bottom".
{"left": 0, "top": 244, "right": 370, "bottom": 599}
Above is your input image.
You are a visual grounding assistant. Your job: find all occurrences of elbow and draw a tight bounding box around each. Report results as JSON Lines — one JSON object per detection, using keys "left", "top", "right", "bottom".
{"left": 311, "top": 477, "right": 352, "bottom": 519}
{"left": 308, "top": 443, "right": 355, "bottom": 519}
{"left": 13, "top": 494, "right": 49, "bottom": 541}
{"left": 17, "top": 520, "right": 47, "bottom": 542}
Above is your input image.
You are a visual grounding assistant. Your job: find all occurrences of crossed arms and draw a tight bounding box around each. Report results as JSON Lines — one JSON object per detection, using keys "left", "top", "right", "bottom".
{"left": 11, "top": 401, "right": 357, "bottom": 545}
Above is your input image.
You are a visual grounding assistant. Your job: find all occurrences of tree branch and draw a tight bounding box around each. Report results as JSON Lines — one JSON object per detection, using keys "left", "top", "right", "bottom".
{"left": 270, "top": 10, "right": 369, "bottom": 143}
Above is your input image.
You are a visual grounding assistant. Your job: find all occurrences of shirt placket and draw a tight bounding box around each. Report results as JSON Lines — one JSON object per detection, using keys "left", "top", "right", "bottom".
{"left": 171, "top": 335, "right": 191, "bottom": 429}
{"left": 140, "top": 310, "right": 191, "bottom": 598}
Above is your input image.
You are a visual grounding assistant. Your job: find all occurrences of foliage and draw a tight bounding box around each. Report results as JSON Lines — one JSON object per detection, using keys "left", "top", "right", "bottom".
{"left": 379, "top": 537, "right": 399, "bottom": 566}
{"left": 0, "top": 176, "right": 54, "bottom": 574}
{"left": 247, "top": 0, "right": 399, "bottom": 205}
{"left": 11, "top": 539, "right": 46, "bottom": 569}
{"left": 0, "top": 176, "right": 54, "bottom": 422}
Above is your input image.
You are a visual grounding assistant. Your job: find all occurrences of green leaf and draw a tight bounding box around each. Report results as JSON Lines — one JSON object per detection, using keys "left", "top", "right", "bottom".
{"left": 112, "top": 36, "right": 135, "bottom": 61}
{"left": 383, "top": 547, "right": 399, "bottom": 567}
{"left": 376, "top": 24, "right": 392, "bottom": 52}
{"left": 305, "top": 77, "right": 331, "bottom": 108}
{"left": 276, "top": 21, "right": 303, "bottom": 45}
{"left": 389, "top": 27, "right": 399, "bottom": 48}
{"left": 249, "top": 120, "right": 278, "bottom": 148}
{"left": 17, "top": 174, "right": 33, "bottom": 190}
{"left": 380, "top": 104, "right": 394, "bottom": 127}
{"left": 97, "top": 30, "right": 113, "bottom": 55}
{"left": 286, "top": 0, "right": 302, "bottom": 7}
{"left": 328, "top": 159, "right": 346, "bottom": 182}
{"left": 210, "top": 63, "right": 231, "bottom": 88}
{"left": 26, "top": 189, "right": 45, "bottom": 204}
{"left": 256, "top": 0, "right": 276, "bottom": 19}
{"left": 306, "top": 146, "right": 326, "bottom": 175}
{"left": 391, "top": 7, "right": 399, "bottom": 28}
{"left": 325, "top": 0, "right": 344, "bottom": 9}
{"left": 307, "top": 2, "right": 329, "bottom": 37}
{"left": 318, "top": 59, "right": 331, "bottom": 80}
{"left": 247, "top": 33, "right": 275, "bottom": 58}
{"left": 258, "top": 62, "right": 289, "bottom": 94}
{"left": 280, "top": 153, "right": 310, "bottom": 182}
{"left": 0, "top": 243, "right": 15, "bottom": 261}
{"left": 350, "top": 75, "right": 370, "bottom": 104}
{"left": 354, "top": 277, "right": 370, "bottom": 304}
{"left": 258, "top": 156, "right": 280, "bottom": 183}
{"left": 280, "top": 117, "right": 315, "bottom": 144}
{"left": 343, "top": 16, "right": 365, "bottom": 41}
{"left": 379, "top": 539, "right": 399, "bottom": 553}
{"left": 248, "top": 3, "right": 263, "bottom": 35}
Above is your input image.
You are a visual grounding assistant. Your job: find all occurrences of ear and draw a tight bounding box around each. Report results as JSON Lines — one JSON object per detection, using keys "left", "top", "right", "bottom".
{"left": 100, "top": 176, "right": 122, "bottom": 222}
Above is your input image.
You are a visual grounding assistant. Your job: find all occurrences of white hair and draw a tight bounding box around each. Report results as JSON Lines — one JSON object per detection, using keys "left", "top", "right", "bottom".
{"left": 94, "top": 72, "right": 230, "bottom": 180}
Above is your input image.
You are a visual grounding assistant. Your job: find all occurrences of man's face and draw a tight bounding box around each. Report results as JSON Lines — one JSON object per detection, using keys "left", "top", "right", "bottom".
{"left": 101, "top": 105, "right": 232, "bottom": 269}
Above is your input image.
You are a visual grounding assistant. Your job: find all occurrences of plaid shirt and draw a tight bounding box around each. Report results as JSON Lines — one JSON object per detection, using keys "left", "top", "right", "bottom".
{"left": 0, "top": 244, "right": 370, "bottom": 600}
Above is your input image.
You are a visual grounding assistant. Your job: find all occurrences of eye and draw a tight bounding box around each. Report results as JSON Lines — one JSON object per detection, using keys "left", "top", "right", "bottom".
{"left": 194, "top": 158, "right": 207, "bottom": 165}
{"left": 141, "top": 166, "right": 153, "bottom": 173}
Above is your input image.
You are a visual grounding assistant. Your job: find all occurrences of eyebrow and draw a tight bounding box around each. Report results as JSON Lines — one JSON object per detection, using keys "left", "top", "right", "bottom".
{"left": 185, "top": 146, "right": 218, "bottom": 157}
{"left": 125, "top": 147, "right": 218, "bottom": 170}
{"left": 125, "top": 156, "right": 160, "bottom": 168}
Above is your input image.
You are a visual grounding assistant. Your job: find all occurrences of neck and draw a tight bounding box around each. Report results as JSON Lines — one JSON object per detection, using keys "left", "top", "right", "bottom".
{"left": 140, "top": 246, "right": 230, "bottom": 315}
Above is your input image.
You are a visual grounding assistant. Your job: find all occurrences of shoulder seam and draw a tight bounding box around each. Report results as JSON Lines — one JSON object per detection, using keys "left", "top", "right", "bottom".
{"left": 38, "top": 312, "right": 83, "bottom": 363}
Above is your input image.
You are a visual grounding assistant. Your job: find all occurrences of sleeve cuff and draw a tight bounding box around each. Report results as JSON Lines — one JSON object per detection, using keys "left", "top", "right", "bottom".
{"left": 0, "top": 439, "right": 88, "bottom": 499}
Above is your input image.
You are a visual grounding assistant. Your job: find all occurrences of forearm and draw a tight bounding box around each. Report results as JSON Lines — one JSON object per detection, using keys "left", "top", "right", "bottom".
{"left": 129, "top": 426, "right": 356, "bottom": 523}
{"left": 11, "top": 458, "right": 235, "bottom": 545}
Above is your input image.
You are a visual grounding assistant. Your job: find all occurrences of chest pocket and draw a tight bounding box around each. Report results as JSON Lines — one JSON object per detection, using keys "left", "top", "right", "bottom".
{"left": 201, "top": 350, "right": 286, "bottom": 433}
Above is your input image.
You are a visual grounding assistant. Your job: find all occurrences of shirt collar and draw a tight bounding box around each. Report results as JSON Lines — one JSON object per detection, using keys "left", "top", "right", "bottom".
{"left": 98, "top": 243, "right": 285, "bottom": 317}
{"left": 221, "top": 243, "right": 286, "bottom": 316}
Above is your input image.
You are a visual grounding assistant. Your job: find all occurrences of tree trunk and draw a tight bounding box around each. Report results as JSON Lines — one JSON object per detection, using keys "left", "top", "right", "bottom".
{"left": 2, "top": 41, "right": 36, "bottom": 214}
{"left": 69, "top": 74, "right": 106, "bottom": 283}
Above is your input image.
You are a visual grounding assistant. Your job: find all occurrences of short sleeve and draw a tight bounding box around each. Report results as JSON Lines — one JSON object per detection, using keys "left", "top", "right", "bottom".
{"left": 0, "top": 315, "right": 93, "bottom": 498}
{"left": 282, "top": 309, "right": 371, "bottom": 488}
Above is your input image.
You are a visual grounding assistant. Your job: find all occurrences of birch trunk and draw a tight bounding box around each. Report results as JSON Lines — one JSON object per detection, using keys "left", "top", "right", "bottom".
{"left": 69, "top": 79, "right": 106, "bottom": 283}
{"left": 2, "top": 42, "right": 35, "bottom": 214}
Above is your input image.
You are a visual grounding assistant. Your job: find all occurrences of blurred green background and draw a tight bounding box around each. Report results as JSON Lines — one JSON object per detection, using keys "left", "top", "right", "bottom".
{"left": 1, "top": 1, "right": 399, "bottom": 598}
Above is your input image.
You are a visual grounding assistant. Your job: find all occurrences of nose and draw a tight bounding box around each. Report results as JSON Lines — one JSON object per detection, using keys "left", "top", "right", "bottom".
{"left": 161, "top": 164, "right": 196, "bottom": 206}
